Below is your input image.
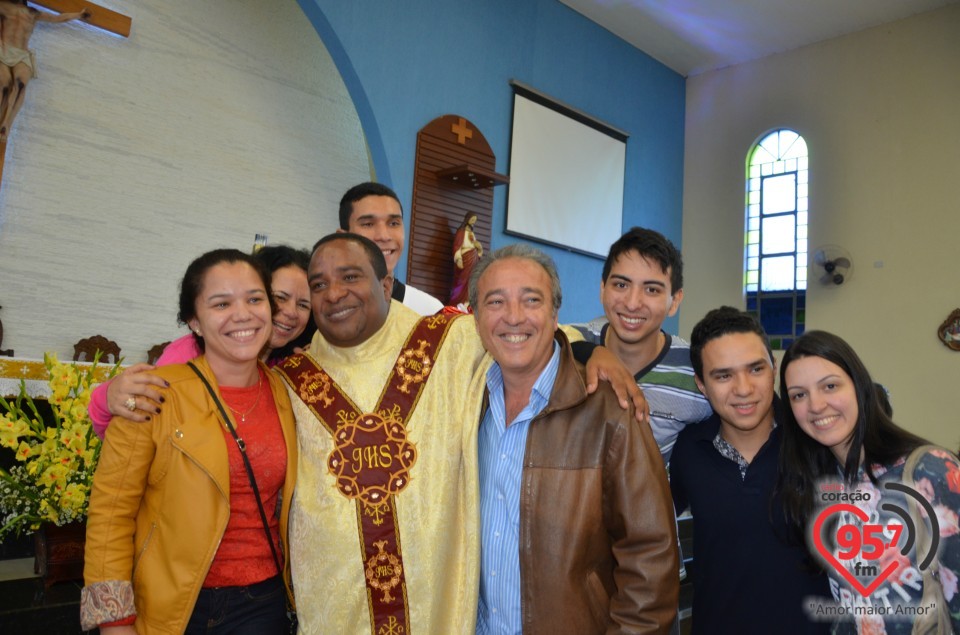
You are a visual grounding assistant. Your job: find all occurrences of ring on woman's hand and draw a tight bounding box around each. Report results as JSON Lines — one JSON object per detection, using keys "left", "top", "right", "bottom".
{"left": 125, "top": 397, "right": 137, "bottom": 412}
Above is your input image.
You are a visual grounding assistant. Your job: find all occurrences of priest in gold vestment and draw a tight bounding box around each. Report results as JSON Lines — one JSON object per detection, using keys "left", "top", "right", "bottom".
{"left": 278, "top": 234, "right": 489, "bottom": 634}
{"left": 278, "top": 233, "right": 639, "bottom": 634}
{"left": 287, "top": 307, "right": 489, "bottom": 634}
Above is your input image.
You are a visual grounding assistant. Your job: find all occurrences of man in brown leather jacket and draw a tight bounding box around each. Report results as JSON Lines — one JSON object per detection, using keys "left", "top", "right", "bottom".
{"left": 469, "top": 244, "right": 678, "bottom": 635}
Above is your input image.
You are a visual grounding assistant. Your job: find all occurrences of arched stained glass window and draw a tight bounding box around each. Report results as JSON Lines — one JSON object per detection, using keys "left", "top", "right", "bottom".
{"left": 745, "top": 129, "right": 808, "bottom": 349}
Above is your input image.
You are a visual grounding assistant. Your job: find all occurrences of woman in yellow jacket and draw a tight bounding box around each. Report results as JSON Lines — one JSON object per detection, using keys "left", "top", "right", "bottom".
{"left": 81, "top": 249, "right": 297, "bottom": 635}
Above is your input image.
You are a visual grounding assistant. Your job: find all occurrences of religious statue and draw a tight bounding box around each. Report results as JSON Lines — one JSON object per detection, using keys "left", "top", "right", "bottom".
{"left": 0, "top": 1, "right": 90, "bottom": 142}
{"left": 449, "top": 211, "right": 483, "bottom": 306}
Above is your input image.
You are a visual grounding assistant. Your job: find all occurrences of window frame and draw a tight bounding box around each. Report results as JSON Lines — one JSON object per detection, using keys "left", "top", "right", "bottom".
{"left": 745, "top": 129, "right": 808, "bottom": 350}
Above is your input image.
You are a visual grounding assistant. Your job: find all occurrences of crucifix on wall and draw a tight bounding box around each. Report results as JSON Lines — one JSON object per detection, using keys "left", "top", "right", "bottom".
{"left": 0, "top": 0, "right": 131, "bottom": 187}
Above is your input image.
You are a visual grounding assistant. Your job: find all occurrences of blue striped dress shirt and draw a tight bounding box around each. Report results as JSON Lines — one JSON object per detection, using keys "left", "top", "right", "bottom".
{"left": 476, "top": 342, "right": 561, "bottom": 635}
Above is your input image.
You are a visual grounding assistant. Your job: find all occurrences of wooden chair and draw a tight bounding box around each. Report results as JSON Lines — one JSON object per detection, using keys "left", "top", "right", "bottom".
{"left": 147, "top": 341, "right": 171, "bottom": 365}
{"left": 72, "top": 335, "right": 121, "bottom": 364}
{"left": 0, "top": 304, "right": 12, "bottom": 357}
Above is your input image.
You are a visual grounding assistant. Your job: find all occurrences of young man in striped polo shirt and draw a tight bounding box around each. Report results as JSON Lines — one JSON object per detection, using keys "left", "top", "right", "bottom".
{"left": 577, "top": 227, "right": 711, "bottom": 463}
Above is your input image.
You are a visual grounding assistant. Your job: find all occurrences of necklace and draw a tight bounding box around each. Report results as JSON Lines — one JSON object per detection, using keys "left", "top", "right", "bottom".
{"left": 224, "top": 371, "right": 263, "bottom": 423}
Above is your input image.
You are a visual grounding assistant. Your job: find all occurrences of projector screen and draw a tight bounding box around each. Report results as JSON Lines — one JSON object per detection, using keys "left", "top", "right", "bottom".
{"left": 506, "top": 84, "right": 627, "bottom": 259}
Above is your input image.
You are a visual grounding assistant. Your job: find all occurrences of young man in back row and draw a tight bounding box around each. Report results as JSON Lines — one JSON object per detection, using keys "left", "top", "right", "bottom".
{"left": 576, "top": 227, "right": 711, "bottom": 462}
{"left": 337, "top": 182, "right": 444, "bottom": 315}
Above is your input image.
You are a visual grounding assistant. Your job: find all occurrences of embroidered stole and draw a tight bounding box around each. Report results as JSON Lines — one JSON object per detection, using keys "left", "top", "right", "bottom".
{"left": 276, "top": 313, "right": 460, "bottom": 635}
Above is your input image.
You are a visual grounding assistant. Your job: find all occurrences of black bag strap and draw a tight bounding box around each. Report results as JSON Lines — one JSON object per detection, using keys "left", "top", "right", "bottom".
{"left": 187, "top": 362, "right": 284, "bottom": 576}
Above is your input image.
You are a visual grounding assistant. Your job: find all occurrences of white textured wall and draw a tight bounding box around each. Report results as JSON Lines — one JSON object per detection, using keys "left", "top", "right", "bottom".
{"left": 0, "top": 0, "right": 369, "bottom": 360}
{"left": 680, "top": 5, "right": 960, "bottom": 449}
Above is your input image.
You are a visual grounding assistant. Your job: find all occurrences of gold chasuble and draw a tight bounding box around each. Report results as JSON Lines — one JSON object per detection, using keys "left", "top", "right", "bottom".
{"left": 281, "top": 302, "right": 489, "bottom": 635}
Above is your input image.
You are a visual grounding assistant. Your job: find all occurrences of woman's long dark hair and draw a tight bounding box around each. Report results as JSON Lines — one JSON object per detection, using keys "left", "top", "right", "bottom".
{"left": 777, "top": 330, "right": 928, "bottom": 528}
{"left": 254, "top": 245, "right": 316, "bottom": 362}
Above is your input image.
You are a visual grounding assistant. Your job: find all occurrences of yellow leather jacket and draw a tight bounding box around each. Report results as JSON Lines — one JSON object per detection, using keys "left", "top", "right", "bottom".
{"left": 80, "top": 357, "right": 298, "bottom": 634}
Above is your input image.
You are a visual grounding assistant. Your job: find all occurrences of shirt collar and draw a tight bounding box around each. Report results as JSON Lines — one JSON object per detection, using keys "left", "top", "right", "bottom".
{"left": 712, "top": 420, "right": 779, "bottom": 478}
{"left": 485, "top": 341, "right": 562, "bottom": 415}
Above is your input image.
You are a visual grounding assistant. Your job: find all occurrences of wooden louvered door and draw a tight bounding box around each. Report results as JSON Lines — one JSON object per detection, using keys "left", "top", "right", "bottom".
{"left": 407, "top": 115, "right": 507, "bottom": 305}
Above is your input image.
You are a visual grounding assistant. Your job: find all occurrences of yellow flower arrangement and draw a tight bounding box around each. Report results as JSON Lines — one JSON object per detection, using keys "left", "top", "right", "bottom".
{"left": 0, "top": 352, "right": 120, "bottom": 538}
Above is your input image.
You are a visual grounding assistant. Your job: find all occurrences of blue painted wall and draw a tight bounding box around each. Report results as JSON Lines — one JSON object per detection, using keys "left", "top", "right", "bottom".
{"left": 298, "top": 0, "right": 685, "bottom": 325}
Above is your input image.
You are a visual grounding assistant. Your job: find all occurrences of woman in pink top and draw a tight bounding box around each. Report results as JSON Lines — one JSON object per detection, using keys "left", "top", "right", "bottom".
{"left": 88, "top": 245, "right": 313, "bottom": 437}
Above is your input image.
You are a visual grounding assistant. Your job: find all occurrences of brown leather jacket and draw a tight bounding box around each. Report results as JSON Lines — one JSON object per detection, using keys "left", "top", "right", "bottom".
{"left": 517, "top": 332, "right": 678, "bottom": 634}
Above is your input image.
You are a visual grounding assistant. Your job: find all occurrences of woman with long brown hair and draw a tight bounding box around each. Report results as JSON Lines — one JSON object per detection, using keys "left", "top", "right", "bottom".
{"left": 778, "top": 330, "right": 959, "bottom": 634}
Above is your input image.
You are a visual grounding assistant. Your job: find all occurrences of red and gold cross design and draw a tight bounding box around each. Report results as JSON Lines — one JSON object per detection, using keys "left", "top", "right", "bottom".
{"left": 275, "top": 312, "right": 463, "bottom": 635}
{"left": 327, "top": 409, "right": 417, "bottom": 524}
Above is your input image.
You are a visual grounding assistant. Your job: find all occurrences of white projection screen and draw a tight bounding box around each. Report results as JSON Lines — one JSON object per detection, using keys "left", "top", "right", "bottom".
{"left": 506, "top": 83, "right": 628, "bottom": 258}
